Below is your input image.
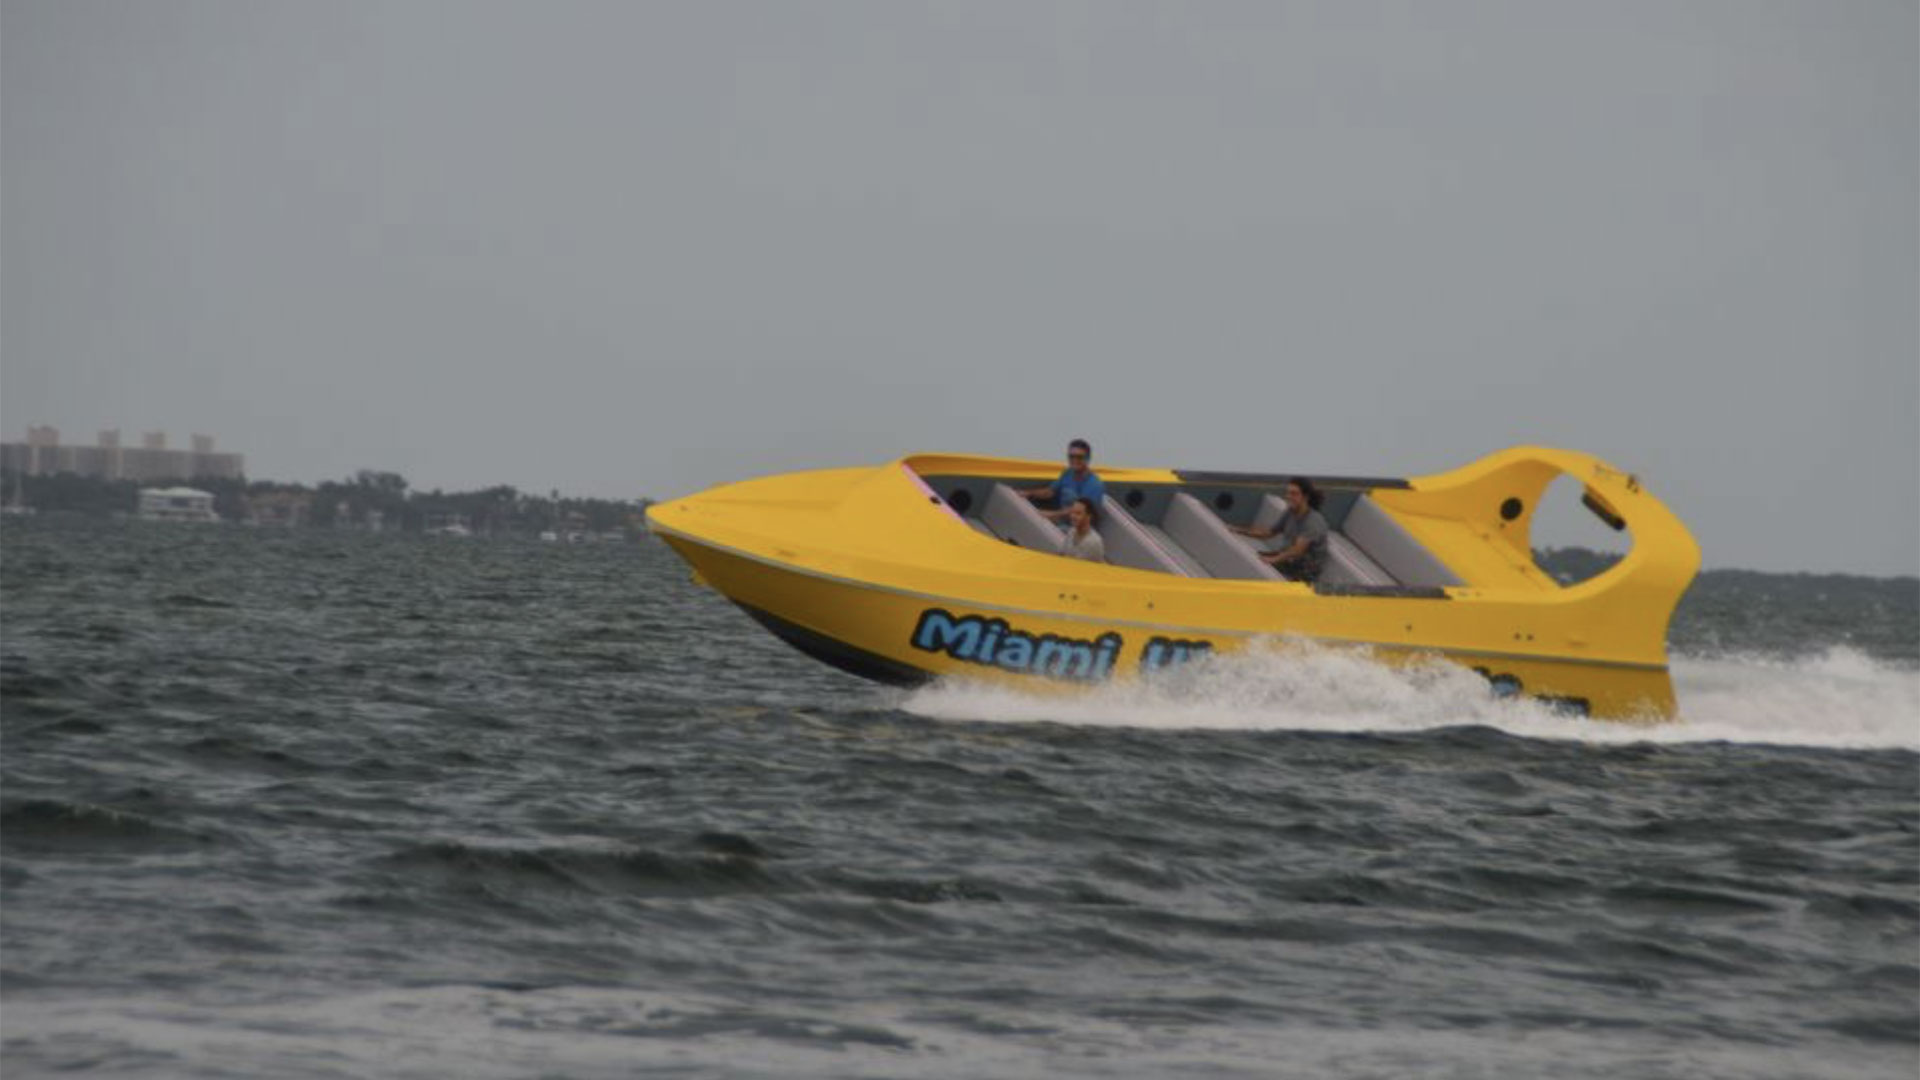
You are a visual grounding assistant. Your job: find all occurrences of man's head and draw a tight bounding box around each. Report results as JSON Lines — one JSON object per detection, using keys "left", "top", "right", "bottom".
{"left": 1068, "top": 497, "right": 1098, "bottom": 530}
{"left": 1067, "top": 439, "right": 1092, "bottom": 472}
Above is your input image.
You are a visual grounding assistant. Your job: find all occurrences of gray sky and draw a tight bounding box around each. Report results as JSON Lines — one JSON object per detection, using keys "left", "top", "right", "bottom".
{"left": 4, "top": 1, "right": 1915, "bottom": 574}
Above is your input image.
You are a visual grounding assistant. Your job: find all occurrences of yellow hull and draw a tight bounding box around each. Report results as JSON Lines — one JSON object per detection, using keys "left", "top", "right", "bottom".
{"left": 648, "top": 447, "right": 1700, "bottom": 721}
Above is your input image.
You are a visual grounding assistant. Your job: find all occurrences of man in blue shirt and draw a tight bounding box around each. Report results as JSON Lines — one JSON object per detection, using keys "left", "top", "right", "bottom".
{"left": 1021, "top": 438, "right": 1106, "bottom": 523}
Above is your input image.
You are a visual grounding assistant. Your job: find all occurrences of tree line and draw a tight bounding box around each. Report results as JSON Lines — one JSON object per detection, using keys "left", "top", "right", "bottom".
{"left": 2, "top": 469, "right": 653, "bottom": 537}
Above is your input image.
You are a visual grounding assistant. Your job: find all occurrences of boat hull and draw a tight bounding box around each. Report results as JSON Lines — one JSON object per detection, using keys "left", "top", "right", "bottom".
{"left": 649, "top": 447, "right": 1697, "bottom": 720}
{"left": 652, "top": 526, "right": 1680, "bottom": 719}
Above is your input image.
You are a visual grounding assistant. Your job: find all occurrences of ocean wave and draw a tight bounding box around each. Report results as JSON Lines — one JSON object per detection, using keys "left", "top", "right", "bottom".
{"left": 373, "top": 839, "right": 779, "bottom": 899}
{"left": 0, "top": 798, "right": 218, "bottom": 852}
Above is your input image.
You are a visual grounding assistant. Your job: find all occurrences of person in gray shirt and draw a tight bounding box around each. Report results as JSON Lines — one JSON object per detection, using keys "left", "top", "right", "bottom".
{"left": 1230, "top": 478, "right": 1328, "bottom": 582}
{"left": 1058, "top": 497, "right": 1107, "bottom": 563}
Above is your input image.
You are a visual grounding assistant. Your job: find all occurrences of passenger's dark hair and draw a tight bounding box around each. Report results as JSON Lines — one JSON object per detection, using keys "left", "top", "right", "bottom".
{"left": 1068, "top": 438, "right": 1092, "bottom": 458}
{"left": 1072, "top": 496, "right": 1100, "bottom": 526}
{"left": 1289, "top": 477, "right": 1324, "bottom": 510}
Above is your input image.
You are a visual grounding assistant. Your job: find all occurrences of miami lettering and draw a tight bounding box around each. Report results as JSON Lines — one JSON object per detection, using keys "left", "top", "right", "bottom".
{"left": 910, "top": 608, "right": 1122, "bottom": 681}
{"left": 1141, "top": 636, "right": 1213, "bottom": 672}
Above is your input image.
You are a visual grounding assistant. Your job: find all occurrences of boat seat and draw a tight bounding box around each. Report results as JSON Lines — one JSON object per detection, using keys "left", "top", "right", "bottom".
{"left": 1242, "top": 493, "right": 1396, "bottom": 587}
{"left": 1325, "top": 534, "right": 1398, "bottom": 587}
{"left": 1164, "top": 493, "right": 1281, "bottom": 581}
{"left": 1250, "top": 494, "right": 1287, "bottom": 533}
{"left": 1139, "top": 524, "right": 1211, "bottom": 577}
{"left": 1098, "top": 497, "right": 1189, "bottom": 576}
{"left": 983, "top": 484, "right": 1065, "bottom": 553}
{"left": 1343, "top": 495, "right": 1463, "bottom": 588}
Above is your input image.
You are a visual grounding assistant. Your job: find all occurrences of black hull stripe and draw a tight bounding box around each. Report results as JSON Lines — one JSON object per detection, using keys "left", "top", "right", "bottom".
{"left": 735, "top": 603, "right": 932, "bottom": 687}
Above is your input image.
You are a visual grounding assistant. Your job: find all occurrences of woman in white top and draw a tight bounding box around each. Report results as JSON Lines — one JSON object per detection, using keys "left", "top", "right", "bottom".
{"left": 1059, "top": 497, "right": 1106, "bottom": 563}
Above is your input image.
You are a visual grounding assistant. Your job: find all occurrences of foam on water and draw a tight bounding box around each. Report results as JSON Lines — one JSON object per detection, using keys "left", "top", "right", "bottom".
{"left": 901, "top": 642, "right": 1920, "bottom": 751}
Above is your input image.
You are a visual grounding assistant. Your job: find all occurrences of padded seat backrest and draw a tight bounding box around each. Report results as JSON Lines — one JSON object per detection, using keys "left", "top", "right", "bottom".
{"left": 983, "top": 484, "right": 1065, "bottom": 553}
{"left": 1343, "top": 495, "right": 1463, "bottom": 588}
{"left": 1100, "top": 497, "right": 1189, "bottom": 576}
{"left": 1325, "top": 534, "right": 1397, "bottom": 587}
{"left": 1251, "top": 494, "right": 1286, "bottom": 532}
{"left": 1164, "top": 493, "right": 1281, "bottom": 580}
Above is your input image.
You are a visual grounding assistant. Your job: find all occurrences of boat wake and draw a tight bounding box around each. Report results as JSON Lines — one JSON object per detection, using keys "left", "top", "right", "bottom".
{"left": 899, "top": 643, "right": 1920, "bottom": 751}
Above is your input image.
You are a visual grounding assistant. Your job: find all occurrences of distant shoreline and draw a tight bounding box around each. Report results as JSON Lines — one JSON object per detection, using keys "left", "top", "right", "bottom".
{"left": 0, "top": 468, "right": 652, "bottom": 539}
{"left": 3, "top": 496, "right": 1912, "bottom": 586}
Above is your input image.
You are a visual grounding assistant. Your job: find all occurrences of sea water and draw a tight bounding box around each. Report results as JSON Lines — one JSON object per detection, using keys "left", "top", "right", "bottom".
{"left": 2, "top": 518, "right": 1914, "bottom": 1078}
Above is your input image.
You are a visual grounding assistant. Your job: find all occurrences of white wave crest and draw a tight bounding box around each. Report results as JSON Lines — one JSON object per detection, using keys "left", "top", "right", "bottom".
{"left": 898, "top": 642, "right": 1920, "bottom": 750}
{"left": 1657, "top": 648, "right": 1919, "bottom": 749}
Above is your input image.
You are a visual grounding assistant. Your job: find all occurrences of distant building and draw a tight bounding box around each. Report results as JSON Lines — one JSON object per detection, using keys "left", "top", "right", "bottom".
{"left": 0, "top": 427, "right": 243, "bottom": 481}
{"left": 137, "top": 487, "right": 219, "bottom": 523}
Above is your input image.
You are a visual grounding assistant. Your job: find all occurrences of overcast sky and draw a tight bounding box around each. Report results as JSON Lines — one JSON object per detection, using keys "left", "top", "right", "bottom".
{"left": 3, "top": 1, "right": 1914, "bottom": 574}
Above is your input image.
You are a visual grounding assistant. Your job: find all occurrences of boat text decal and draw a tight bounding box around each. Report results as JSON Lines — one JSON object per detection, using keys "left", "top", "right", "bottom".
{"left": 909, "top": 608, "right": 1209, "bottom": 680}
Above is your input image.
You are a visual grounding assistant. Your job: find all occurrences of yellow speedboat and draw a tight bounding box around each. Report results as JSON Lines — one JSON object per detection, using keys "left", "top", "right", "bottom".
{"left": 646, "top": 447, "right": 1700, "bottom": 720}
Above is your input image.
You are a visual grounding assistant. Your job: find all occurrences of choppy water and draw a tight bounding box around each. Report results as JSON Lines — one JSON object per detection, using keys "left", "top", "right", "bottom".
{"left": 2, "top": 518, "right": 1915, "bottom": 1079}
